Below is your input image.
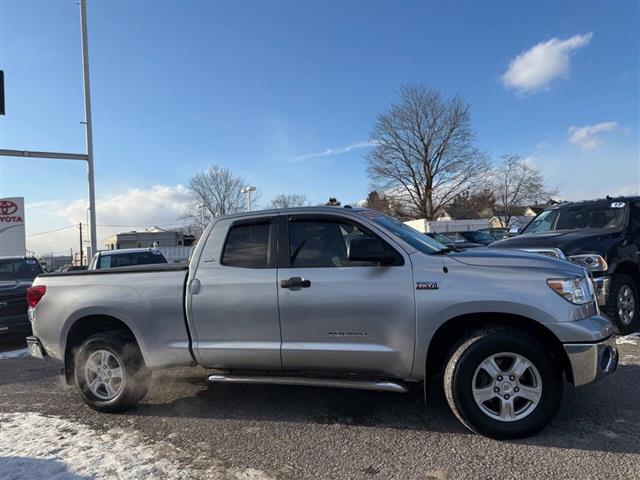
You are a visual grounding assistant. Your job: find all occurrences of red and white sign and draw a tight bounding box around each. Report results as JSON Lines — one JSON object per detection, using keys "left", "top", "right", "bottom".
{"left": 0, "top": 197, "right": 26, "bottom": 256}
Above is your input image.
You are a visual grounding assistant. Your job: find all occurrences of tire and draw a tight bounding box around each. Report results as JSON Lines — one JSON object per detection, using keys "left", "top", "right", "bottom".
{"left": 74, "top": 331, "right": 151, "bottom": 412}
{"left": 444, "top": 329, "right": 563, "bottom": 439}
{"left": 603, "top": 274, "right": 639, "bottom": 335}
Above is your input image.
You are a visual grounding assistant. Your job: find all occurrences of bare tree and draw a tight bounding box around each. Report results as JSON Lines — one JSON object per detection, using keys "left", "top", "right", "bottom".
{"left": 268, "top": 194, "right": 309, "bottom": 209}
{"left": 366, "top": 85, "right": 489, "bottom": 220}
{"left": 491, "top": 154, "right": 558, "bottom": 227}
{"left": 447, "top": 188, "right": 496, "bottom": 219}
{"left": 185, "top": 165, "right": 247, "bottom": 226}
{"left": 363, "top": 190, "right": 411, "bottom": 217}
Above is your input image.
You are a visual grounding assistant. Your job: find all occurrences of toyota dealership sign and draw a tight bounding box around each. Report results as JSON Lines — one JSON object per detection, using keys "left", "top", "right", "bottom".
{"left": 0, "top": 197, "right": 26, "bottom": 256}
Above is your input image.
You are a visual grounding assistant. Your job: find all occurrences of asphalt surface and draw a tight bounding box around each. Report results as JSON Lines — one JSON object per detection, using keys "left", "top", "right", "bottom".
{"left": 1, "top": 336, "right": 639, "bottom": 480}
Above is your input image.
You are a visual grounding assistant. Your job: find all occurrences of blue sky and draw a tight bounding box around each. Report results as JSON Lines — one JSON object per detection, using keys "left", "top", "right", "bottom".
{"left": 0, "top": 0, "right": 638, "bottom": 254}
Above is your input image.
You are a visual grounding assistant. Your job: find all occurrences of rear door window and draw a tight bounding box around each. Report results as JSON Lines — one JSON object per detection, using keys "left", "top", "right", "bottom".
{"left": 221, "top": 222, "right": 271, "bottom": 268}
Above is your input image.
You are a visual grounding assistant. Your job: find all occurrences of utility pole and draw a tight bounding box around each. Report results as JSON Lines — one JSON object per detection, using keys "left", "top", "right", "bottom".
{"left": 80, "top": 0, "right": 97, "bottom": 257}
{"left": 79, "top": 223, "right": 83, "bottom": 266}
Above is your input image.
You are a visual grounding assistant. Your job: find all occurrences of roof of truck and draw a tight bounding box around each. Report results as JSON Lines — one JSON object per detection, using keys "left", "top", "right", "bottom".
{"left": 549, "top": 196, "right": 639, "bottom": 209}
{"left": 217, "top": 205, "right": 369, "bottom": 220}
{"left": 98, "top": 248, "right": 164, "bottom": 256}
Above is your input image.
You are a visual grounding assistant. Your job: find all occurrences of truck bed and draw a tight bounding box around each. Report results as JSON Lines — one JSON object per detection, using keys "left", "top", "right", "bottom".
{"left": 33, "top": 265, "right": 193, "bottom": 369}
{"left": 41, "top": 263, "right": 189, "bottom": 277}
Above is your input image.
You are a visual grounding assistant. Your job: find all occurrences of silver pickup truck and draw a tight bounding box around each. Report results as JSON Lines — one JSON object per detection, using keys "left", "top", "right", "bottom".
{"left": 26, "top": 207, "right": 618, "bottom": 439}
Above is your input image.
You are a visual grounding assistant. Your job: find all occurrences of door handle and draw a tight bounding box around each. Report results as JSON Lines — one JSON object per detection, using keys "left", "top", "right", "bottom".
{"left": 189, "top": 278, "right": 201, "bottom": 295}
{"left": 280, "top": 276, "right": 311, "bottom": 289}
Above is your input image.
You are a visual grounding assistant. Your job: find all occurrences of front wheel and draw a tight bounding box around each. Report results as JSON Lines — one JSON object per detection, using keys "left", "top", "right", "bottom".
{"left": 604, "top": 274, "right": 638, "bottom": 335}
{"left": 74, "top": 331, "right": 151, "bottom": 412}
{"left": 444, "top": 329, "right": 563, "bottom": 439}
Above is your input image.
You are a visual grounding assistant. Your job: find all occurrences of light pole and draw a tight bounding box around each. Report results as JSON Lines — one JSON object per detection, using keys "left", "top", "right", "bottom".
{"left": 241, "top": 186, "right": 256, "bottom": 211}
{"left": 79, "top": 0, "right": 97, "bottom": 257}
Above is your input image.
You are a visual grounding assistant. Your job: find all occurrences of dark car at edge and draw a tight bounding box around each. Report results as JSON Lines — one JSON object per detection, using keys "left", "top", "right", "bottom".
{"left": 490, "top": 196, "right": 640, "bottom": 333}
{"left": 0, "top": 256, "right": 44, "bottom": 339}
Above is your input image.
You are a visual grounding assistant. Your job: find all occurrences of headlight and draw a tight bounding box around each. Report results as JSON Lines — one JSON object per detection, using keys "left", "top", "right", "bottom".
{"left": 568, "top": 254, "right": 608, "bottom": 272}
{"left": 547, "top": 277, "right": 594, "bottom": 305}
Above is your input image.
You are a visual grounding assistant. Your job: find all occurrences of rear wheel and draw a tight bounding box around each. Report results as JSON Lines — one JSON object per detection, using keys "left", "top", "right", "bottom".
{"left": 74, "top": 331, "right": 151, "bottom": 412}
{"left": 444, "top": 329, "right": 563, "bottom": 439}
{"left": 604, "top": 274, "right": 638, "bottom": 335}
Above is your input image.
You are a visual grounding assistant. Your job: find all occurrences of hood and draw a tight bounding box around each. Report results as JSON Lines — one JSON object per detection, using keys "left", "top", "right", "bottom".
{"left": 445, "top": 247, "right": 584, "bottom": 274}
{"left": 489, "top": 228, "right": 624, "bottom": 256}
{"left": 452, "top": 242, "right": 484, "bottom": 249}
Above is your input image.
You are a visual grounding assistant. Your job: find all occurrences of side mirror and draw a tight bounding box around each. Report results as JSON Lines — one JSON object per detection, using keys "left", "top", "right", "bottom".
{"left": 348, "top": 237, "right": 397, "bottom": 265}
{"left": 508, "top": 226, "right": 521, "bottom": 236}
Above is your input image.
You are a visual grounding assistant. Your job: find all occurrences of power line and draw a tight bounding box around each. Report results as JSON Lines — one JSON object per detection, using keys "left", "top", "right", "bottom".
{"left": 96, "top": 222, "right": 190, "bottom": 228}
{"left": 26, "top": 221, "right": 190, "bottom": 238}
{"left": 26, "top": 225, "right": 77, "bottom": 237}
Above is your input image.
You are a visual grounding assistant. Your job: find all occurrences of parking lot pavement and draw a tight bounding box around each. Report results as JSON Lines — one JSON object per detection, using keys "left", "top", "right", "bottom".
{"left": 1, "top": 336, "right": 639, "bottom": 480}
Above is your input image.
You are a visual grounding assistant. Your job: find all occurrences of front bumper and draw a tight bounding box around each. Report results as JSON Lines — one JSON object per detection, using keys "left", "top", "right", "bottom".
{"left": 564, "top": 335, "right": 618, "bottom": 386}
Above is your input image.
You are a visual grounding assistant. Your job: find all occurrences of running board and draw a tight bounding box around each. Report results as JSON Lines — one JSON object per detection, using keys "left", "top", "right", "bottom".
{"left": 207, "top": 374, "right": 409, "bottom": 393}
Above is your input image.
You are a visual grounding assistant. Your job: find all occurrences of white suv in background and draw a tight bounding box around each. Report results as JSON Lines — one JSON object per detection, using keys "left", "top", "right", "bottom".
{"left": 89, "top": 248, "right": 168, "bottom": 270}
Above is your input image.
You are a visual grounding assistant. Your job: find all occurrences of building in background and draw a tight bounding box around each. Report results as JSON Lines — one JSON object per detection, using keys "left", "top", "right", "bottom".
{"left": 102, "top": 227, "right": 196, "bottom": 263}
{"left": 0, "top": 197, "right": 26, "bottom": 257}
{"left": 103, "top": 227, "right": 195, "bottom": 250}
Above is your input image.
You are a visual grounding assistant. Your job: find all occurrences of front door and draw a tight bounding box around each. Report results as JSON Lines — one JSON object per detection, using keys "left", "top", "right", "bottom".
{"left": 277, "top": 214, "right": 416, "bottom": 377}
{"left": 189, "top": 216, "right": 282, "bottom": 369}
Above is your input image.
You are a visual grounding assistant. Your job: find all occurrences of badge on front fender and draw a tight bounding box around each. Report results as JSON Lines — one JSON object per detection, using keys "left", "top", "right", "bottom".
{"left": 416, "top": 281, "right": 439, "bottom": 290}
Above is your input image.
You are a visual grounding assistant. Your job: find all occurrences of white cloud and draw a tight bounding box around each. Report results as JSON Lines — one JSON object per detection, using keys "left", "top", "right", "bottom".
{"left": 60, "top": 185, "right": 192, "bottom": 226}
{"left": 568, "top": 122, "right": 618, "bottom": 149}
{"left": 502, "top": 32, "right": 593, "bottom": 93}
{"left": 26, "top": 185, "right": 193, "bottom": 255}
{"left": 291, "top": 141, "right": 374, "bottom": 162}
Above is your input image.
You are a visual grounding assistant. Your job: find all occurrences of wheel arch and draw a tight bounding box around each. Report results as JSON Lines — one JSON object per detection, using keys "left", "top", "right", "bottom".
{"left": 425, "top": 313, "right": 573, "bottom": 385}
{"left": 63, "top": 315, "right": 144, "bottom": 385}
{"left": 613, "top": 260, "right": 639, "bottom": 284}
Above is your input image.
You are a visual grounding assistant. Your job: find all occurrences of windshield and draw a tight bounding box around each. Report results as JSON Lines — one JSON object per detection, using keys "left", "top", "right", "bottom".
{"left": 463, "top": 231, "right": 494, "bottom": 243}
{"left": 358, "top": 211, "right": 444, "bottom": 254}
{"left": 429, "top": 232, "right": 453, "bottom": 244}
{"left": 0, "top": 258, "right": 43, "bottom": 281}
{"left": 523, "top": 202, "right": 628, "bottom": 234}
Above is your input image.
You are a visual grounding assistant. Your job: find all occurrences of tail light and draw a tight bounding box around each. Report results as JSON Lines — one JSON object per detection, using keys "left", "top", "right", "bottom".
{"left": 27, "top": 285, "right": 47, "bottom": 308}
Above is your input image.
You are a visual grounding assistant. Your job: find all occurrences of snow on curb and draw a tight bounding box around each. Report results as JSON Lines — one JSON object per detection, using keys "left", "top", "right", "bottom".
{"left": 0, "top": 348, "right": 30, "bottom": 360}
{"left": 616, "top": 333, "right": 640, "bottom": 346}
{"left": 0, "top": 412, "right": 272, "bottom": 480}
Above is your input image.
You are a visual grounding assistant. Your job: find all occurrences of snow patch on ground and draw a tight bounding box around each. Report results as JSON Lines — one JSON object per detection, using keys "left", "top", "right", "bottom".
{"left": 620, "top": 354, "right": 640, "bottom": 365}
{"left": 1, "top": 412, "right": 272, "bottom": 480}
{"left": 0, "top": 348, "right": 29, "bottom": 360}
{"left": 616, "top": 334, "right": 640, "bottom": 346}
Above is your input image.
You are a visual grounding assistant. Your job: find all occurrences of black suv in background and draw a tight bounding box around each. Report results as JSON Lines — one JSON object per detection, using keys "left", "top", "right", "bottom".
{"left": 491, "top": 196, "right": 640, "bottom": 333}
{"left": 0, "top": 256, "right": 44, "bottom": 339}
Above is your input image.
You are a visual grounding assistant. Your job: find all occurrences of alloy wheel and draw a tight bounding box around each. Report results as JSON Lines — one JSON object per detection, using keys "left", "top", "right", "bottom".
{"left": 472, "top": 352, "right": 542, "bottom": 422}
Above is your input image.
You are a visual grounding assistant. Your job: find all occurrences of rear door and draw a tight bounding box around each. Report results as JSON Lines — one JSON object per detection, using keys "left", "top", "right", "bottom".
{"left": 277, "top": 213, "right": 416, "bottom": 377}
{"left": 189, "top": 215, "right": 282, "bottom": 369}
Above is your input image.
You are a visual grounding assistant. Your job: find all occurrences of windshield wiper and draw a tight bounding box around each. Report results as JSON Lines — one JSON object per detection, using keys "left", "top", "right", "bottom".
{"left": 431, "top": 247, "right": 454, "bottom": 255}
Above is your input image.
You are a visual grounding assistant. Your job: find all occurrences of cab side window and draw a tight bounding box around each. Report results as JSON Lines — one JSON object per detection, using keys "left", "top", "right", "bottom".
{"left": 221, "top": 222, "right": 270, "bottom": 268}
{"left": 289, "top": 219, "right": 399, "bottom": 268}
